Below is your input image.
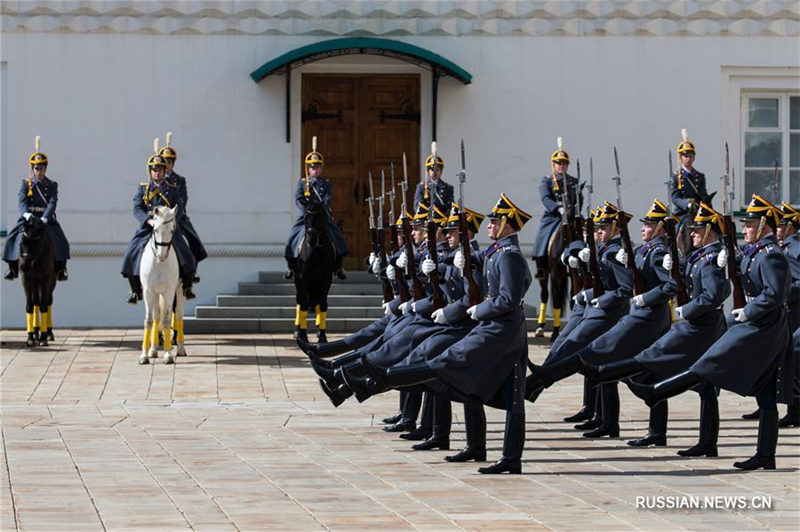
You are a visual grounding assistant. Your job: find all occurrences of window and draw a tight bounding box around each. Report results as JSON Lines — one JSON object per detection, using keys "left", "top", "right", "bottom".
{"left": 743, "top": 93, "right": 800, "bottom": 205}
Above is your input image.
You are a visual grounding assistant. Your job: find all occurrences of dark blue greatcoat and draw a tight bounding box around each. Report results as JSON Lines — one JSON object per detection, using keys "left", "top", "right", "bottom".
{"left": 285, "top": 178, "right": 349, "bottom": 259}
{"left": 635, "top": 241, "right": 730, "bottom": 379}
{"left": 120, "top": 179, "right": 195, "bottom": 277}
{"left": 546, "top": 236, "right": 630, "bottom": 364}
{"left": 426, "top": 233, "right": 531, "bottom": 410}
{"left": 166, "top": 171, "right": 207, "bottom": 263}
{"left": 670, "top": 167, "right": 711, "bottom": 220}
{"left": 780, "top": 233, "right": 800, "bottom": 331}
{"left": 3, "top": 177, "right": 70, "bottom": 262}
{"left": 413, "top": 179, "right": 454, "bottom": 215}
{"left": 578, "top": 236, "right": 673, "bottom": 365}
{"left": 532, "top": 173, "right": 579, "bottom": 259}
{"left": 691, "top": 234, "right": 793, "bottom": 402}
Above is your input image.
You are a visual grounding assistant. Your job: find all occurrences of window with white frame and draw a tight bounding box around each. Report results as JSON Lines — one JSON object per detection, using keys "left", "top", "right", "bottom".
{"left": 743, "top": 93, "right": 800, "bottom": 205}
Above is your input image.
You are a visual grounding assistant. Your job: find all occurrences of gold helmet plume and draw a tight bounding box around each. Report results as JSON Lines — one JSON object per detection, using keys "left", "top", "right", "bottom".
{"left": 147, "top": 138, "right": 167, "bottom": 171}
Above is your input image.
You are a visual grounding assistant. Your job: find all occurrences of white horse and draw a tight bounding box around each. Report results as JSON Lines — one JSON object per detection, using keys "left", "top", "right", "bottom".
{"left": 138, "top": 206, "right": 185, "bottom": 364}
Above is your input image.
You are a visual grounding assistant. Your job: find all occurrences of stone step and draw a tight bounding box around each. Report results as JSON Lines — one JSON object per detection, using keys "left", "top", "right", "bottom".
{"left": 217, "top": 294, "right": 384, "bottom": 307}
{"left": 195, "top": 306, "right": 384, "bottom": 319}
{"left": 238, "top": 282, "right": 378, "bottom": 296}
{"left": 258, "top": 270, "right": 377, "bottom": 283}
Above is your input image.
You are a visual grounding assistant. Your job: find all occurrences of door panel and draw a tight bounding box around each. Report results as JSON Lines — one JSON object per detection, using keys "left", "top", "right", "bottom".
{"left": 302, "top": 74, "right": 420, "bottom": 267}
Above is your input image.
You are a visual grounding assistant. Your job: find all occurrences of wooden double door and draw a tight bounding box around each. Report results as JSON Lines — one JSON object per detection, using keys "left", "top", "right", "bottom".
{"left": 301, "top": 74, "right": 421, "bottom": 267}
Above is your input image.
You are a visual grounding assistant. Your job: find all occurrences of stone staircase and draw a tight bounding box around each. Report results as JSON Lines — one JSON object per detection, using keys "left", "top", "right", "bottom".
{"left": 184, "top": 270, "right": 540, "bottom": 334}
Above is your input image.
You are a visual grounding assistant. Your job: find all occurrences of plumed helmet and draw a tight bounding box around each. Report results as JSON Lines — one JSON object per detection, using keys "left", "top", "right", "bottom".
{"left": 158, "top": 131, "right": 177, "bottom": 160}
{"left": 147, "top": 137, "right": 167, "bottom": 169}
{"left": 740, "top": 194, "right": 781, "bottom": 230}
{"left": 487, "top": 193, "right": 533, "bottom": 232}
{"left": 425, "top": 154, "right": 444, "bottom": 169}
{"left": 29, "top": 136, "right": 48, "bottom": 166}
{"left": 305, "top": 135, "right": 324, "bottom": 166}
{"left": 550, "top": 136, "right": 569, "bottom": 163}
{"left": 677, "top": 128, "right": 696, "bottom": 154}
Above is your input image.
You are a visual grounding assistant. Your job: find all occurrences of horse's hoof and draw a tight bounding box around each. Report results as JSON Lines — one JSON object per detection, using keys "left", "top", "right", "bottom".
{"left": 138, "top": 354, "right": 150, "bottom": 365}
{"left": 38, "top": 338, "right": 49, "bottom": 347}
{"left": 317, "top": 331, "right": 328, "bottom": 344}
{"left": 148, "top": 348, "right": 158, "bottom": 358}
{"left": 294, "top": 329, "right": 309, "bottom": 343}
{"left": 26, "top": 339, "right": 37, "bottom": 348}
{"left": 534, "top": 327, "right": 545, "bottom": 338}
{"left": 45, "top": 330, "right": 55, "bottom": 341}
{"left": 550, "top": 328, "right": 560, "bottom": 343}
{"left": 163, "top": 353, "right": 174, "bottom": 365}
{"left": 176, "top": 349, "right": 187, "bottom": 357}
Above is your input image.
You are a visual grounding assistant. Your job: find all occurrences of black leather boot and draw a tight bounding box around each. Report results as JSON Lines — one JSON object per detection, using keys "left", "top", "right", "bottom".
{"left": 583, "top": 383, "right": 619, "bottom": 438}
{"left": 385, "top": 392, "right": 421, "bottom": 432}
{"left": 779, "top": 402, "right": 800, "bottom": 428}
{"left": 297, "top": 337, "right": 350, "bottom": 359}
{"left": 678, "top": 389, "right": 719, "bottom": 457}
{"left": 55, "top": 261, "right": 68, "bottom": 281}
{"left": 741, "top": 408, "right": 760, "bottom": 420}
{"left": 413, "top": 396, "right": 451, "bottom": 450}
{"left": 563, "top": 378, "right": 596, "bottom": 422}
{"left": 4, "top": 260, "right": 18, "bottom": 280}
{"left": 317, "top": 379, "right": 352, "bottom": 407}
{"left": 334, "top": 255, "right": 347, "bottom": 280}
{"left": 445, "top": 400, "right": 487, "bottom": 462}
{"left": 126, "top": 275, "right": 142, "bottom": 304}
{"left": 284, "top": 258, "right": 296, "bottom": 280}
{"left": 402, "top": 393, "right": 434, "bottom": 441}
{"left": 526, "top": 355, "right": 584, "bottom": 404}
{"left": 628, "top": 370, "right": 701, "bottom": 408}
{"left": 383, "top": 412, "right": 403, "bottom": 424}
{"left": 628, "top": 401, "right": 668, "bottom": 447}
{"left": 591, "top": 358, "right": 645, "bottom": 386}
{"left": 478, "top": 412, "right": 524, "bottom": 474}
{"left": 734, "top": 406, "right": 778, "bottom": 470}
{"left": 182, "top": 273, "right": 196, "bottom": 300}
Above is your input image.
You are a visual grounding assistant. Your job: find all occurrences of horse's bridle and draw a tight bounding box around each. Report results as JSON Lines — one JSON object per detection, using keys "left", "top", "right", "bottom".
{"left": 150, "top": 217, "right": 175, "bottom": 258}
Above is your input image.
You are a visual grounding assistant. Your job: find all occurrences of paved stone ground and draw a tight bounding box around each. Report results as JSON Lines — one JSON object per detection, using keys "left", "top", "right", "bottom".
{"left": 1, "top": 329, "right": 798, "bottom": 531}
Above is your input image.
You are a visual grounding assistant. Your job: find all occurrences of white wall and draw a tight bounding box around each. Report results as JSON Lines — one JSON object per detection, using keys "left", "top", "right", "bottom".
{"left": 1, "top": 32, "right": 797, "bottom": 326}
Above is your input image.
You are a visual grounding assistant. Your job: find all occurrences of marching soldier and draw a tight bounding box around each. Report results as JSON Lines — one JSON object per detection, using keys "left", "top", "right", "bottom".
{"left": 413, "top": 149, "right": 454, "bottom": 215}
{"left": 531, "top": 138, "right": 579, "bottom": 279}
{"left": 776, "top": 203, "right": 800, "bottom": 427}
{"left": 284, "top": 138, "right": 349, "bottom": 280}
{"left": 630, "top": 194, "right": 792, "bottom": 470}
{"left": 591, "top": 203, "right": 730, "bottom": 456}
{"left": 121, "top": 146, "right": 196, "bottom": 303}
{"left": 670, "top": 129, "right": 712, "bottom": 221}
{"left": 159, "top": 132, "right": 207, "bottom": 286}
{"left": 3, "top": 136, "right": 70, "bottom": 282}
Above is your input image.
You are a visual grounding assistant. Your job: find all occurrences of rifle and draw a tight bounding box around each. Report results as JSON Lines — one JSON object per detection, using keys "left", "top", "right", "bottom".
{"left": 389, "top": 162, "right": 411, "bottom": 302}
{"left": 612, "top": 147, "right": 647, "bottom": 296}
{"left": 368, "top": 172, "right": 393, "bottom": 303}
{"left": 721, "top": 143, "right": 746, "bottom": 309}
{"left": 586, "top": 157, "right": 604, "bottom": 297}
{"left": 426, "top": 142, "right": 446, "bottom": 310}
{"left": 457, "top": 139, "right": 481, "bottom": 306}
{"left": 401, "top": 152, "right": 425, "bottom": 301}
{"left": 664, "top": 151, "right": 689, "bottom": 306}
{"left": 562, "top": 162, "right": 582, "bottom": 296}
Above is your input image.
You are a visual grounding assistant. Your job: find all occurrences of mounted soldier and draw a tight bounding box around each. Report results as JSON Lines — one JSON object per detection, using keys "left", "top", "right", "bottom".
{"left": 670, "top": 128, "right": 712, "bottom": 222}
{"left": 4, "top": 136, "right": 70, "bottom": 282}
{"left": 121, "top": 142, "right": 197, "bottom": 304}
{"left": 158, "top": 132, "right": 207, "bottom": 282}
{"left": 413, "top": 144, "right": 454, "bottom": 215}
{"left": 284, "top": 137, "right": 348, "bottom": 280}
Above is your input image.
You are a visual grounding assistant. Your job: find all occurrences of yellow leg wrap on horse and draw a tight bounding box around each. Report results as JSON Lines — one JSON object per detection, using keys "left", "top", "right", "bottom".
{"left": 151, "top": 322, "right": 159, "bottom": 347}
{"left": 177, "top": 318, "right": 184, "bottom": 344}
{"left": 296, "top": 307, "right": 308, "bottom": 329}
{"left": 26, "top": 313, "right": 34, "bottom": 333}
{"left": 40, "top": 311, "right": 49, "bottom": 333}
{"left": 171, "top": 312, "right": 177, "bottom": 331}
{"left": 46, "top": 306, "right": 53, "bottom": 329}
{"left": 163, "top": 324, "right": 172, "bottom": 350}
{"left": 142, "top": 326, "right": 151, "bottom": 352}
{"left": 538, "top": 302, "right": 547, "bottom": 325}
{"left": 317, "top": 311, "right": 327, "bottom": 329}
{"left": 553, "top": 308, "right": 561, "bottom": 328}
{"left": 33, "top": 306, "right": 40, "bottom": 329}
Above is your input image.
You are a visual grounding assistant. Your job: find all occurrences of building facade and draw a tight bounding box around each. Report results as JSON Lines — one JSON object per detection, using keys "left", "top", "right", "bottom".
{"left": 1, "top": 1, "right": 798, "bottom": 327}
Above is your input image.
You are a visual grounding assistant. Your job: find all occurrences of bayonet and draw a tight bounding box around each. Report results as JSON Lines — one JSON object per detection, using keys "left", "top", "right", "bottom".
{"left": 612, "top": 147, "right": 646, "bottom": 295}
{"left": 588, "top": 157, "right": 594, "bottom": 218}
{"left": 389, "top": 162, "right": 396, "bottom": 223}
{"left": 367, "top": 172, "right": 376, "bottom": 230}
{"left": 721, "top": 142, "right": 746, "bottom": 309}
{"left": 378, "top": 170, "right": 385, "bottom": 229}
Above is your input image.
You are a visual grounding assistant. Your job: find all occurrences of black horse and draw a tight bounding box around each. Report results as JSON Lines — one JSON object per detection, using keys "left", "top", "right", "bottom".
{"left": 535, "top": 225, "right": 569, "bottom": 342}
{"left": 292, "top": 196, "right": 336, "bottom": 344}
{"left": 19, "top": 217, "right": 57, "bottom": 347}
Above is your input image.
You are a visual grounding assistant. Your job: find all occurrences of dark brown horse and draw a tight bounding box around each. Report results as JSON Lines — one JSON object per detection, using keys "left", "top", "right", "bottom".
{"left": 535, "top": 225, "right": 569, "bottom": 341}
{"left": 19, "top": 217, "right": 56, "bottom": 347}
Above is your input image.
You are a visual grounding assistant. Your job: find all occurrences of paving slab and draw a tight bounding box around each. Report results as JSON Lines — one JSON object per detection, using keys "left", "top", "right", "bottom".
{"left": 1, "top": 329, "right": 798, "bottom": 530}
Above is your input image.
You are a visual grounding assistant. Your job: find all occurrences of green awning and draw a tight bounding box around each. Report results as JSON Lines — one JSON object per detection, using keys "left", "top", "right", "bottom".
{"left": 250, "top": 37, "right": 472, "bottom": 84}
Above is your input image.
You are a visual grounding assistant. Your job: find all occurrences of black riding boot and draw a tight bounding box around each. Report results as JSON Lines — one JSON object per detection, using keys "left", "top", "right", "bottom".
{"left": 384, "top": 391, "right": 420, "bottom": 433}
{"left": 126, "top": 275, "right": 142, "bottom": 304}
{"left": 55, "top": 260, "right": 68, "bottom": 281}
{"left": 403, "top": 393, "right": 434, "bottom": 441}
{"left": 182, "top": 272, "right": 196, "bottom": 300}
{"left": 334, "top": 254, "right": 347, "bottom": 280}
{"left": 628, "top": 401, "right": 668, "bottom": 447}
{"left": 4, "top": 260, "right": 18, "bottom": 280}
{"left": 564, "top": 377, "right": 597, "bottom": 422}
{"left": 284, "top": 257, "right": 296, "bottom": 280}
{"left": 628, "top": 370, "right": 701, "bottom": 408}
{"left": 575, "top": 387, "right": 603, "bottom": 430}
{"left": 317, "top": 379, "right": 353, "bottom": 408}
{"left": 446, "top": 400, "right": 487, "bottom": 462}
{"left": 478, "top": 412, "right": 525, "bottom": 474}
{"left": 382, "top": 392, "right": 406, "bottom": 424}
{"left": 780, "top": 402, "right": 800, "bottom": 428}
{"left": 588, "top": 358, "right": 645, "bottom": 386}
{"left": 534, "top": 256, "right": 547, "bottom": 279}
{"left": 297, "top": 337, "right": 350, "bottom": 360}
{"left": 413, "top": 396, "right": 451, "bottom": 450}
{"left": 734, "top": 378, "right": 778, "bottom": 470}
{"left": 583, "top": 383, "right": 620, "bottom": 438}
{"left": 678, "top": 384, "right": 719, "bottom": 457}
{"left": 742, "top": 407, "right": 760, "bottom": 420}
{"left": 525, "top": 354, "right": 583, "bottom": 403}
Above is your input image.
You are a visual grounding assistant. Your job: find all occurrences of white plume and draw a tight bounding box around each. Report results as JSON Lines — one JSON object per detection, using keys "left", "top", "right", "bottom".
{"left": 312, "top": 135, "right": 317, "bottom": 152}
{"left": 431, "top": 141, "right": 437, "bottom": 157}
{"left": 557, "top": 136, "right": 563, "bottom": 150}
{"left": 34, "top": 135, "right": 41, "bottom": 152}
{"left": 165, "top": 131, "right": 172, "bottom": 147}
{"left": 153, "top": 138, "right": 159, "bottom": 153}
{"left": 681, "top": 128, "right": 688, "bottom": 142}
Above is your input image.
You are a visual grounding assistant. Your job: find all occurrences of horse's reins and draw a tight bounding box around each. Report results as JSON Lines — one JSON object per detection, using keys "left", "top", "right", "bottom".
{"left": 150, "top": 217, "right": 175, "bottom": 258}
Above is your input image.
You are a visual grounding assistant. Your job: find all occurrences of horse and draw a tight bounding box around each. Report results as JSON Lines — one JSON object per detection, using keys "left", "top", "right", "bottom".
{"left": 291, "top": 195, "right": 336, "bottom": 344}
{"left": 138, "top": 206, "right": 185, "bottom": 365}
{"left": 19, "top": 217, "right": 57, "bottom": 347}
{"left": 534, "top": 224, "right": 570, "bottom": 342}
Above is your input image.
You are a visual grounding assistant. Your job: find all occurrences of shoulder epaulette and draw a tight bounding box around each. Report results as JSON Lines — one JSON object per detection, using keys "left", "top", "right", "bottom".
{"left": 140, "top": 182, "right": 148, "bottom": 186}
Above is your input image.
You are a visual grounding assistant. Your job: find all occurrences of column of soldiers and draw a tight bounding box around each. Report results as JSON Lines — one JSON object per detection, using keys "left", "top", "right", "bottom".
{"left": 299, "top": 131, "right": 797, "bottom": 474}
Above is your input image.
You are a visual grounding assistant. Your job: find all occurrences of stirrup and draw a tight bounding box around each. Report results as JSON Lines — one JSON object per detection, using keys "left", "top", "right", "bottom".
{"left": 57, "top": 269, "right": 68, "bottom": 281}
{"left": 4, "top": 270, "right": 17, "bottom": 280}
{"left": 183, "top": 287, "right": 196, "bottom": 300}
{"left": 284, "top": 269, "right": 294, "bottom": 280}
{"left": 127, "top": 291, "right": 139, "bottom": 305}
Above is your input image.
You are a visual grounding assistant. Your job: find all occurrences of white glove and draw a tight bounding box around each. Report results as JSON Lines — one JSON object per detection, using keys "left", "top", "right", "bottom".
{"left": 578, "top": 247, "right": 591, "bottom": 263}
{"left": 382, "top": 302, "right": 393, "bottom": 316}
{"left": 557, "top": 206, "right": 564, "bottom": 216}
{"left": 615, "top": 248, "right": 628, "bottom": 265}
{"left": 590, "top": 297, "right": 601, "bottom": 308}
{"left": 40, "top": 217, "right": 48, "bottom": 224}
{"left": 396, "top": 251, "right": 408, "bottom": 270}
{"left": 572, "top": 290, "right": 585, "bottom": 305}
{"left": 467, "top": 305, "right": 479, "bottom": 321}
{"left": 453, "top": 249, "right": 466, "bottom": 272}
{"left": 732, "top": 307, "right": 748, "bottom": 323}
{"left": 146, "top": 219, "right": 155, "bottom": 227}
{"left": 632, "top": 294, "right": 645, "bottom": 308}
{"left": 716, "top": 248, "right": 728, "bottom": 269}
{"left": 662, "top": 253, "right": 673, "bottom": 271}
{"left": 568, "top": 256, "right": 579, "bottom": 269}
{"left": 411, "top": 301, "right": 417, "bottom": 313}
{"left": 368, "top": 251, "right": 377, "bottom": 267}
{"left": 421, "top": 258, "right": 436, "bottom": 275}
{"left": 371, "top": 256, "right": 382, "bottom": 274}
{"left": 399, "top": 301, "right": 410, "bottom": 315}
{"left": 386, "top": 265, "right": 397, "bottom": 280}
{"left": 22, "top": 212, "right": 33, "bottom": 221}
{"left": 432, "top": 308, "right": 447, "bottom": 324}
{"left": 675, "top": 305, "right": 684, "bottom": 320}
